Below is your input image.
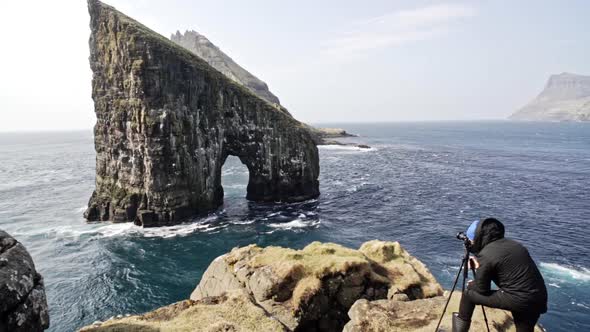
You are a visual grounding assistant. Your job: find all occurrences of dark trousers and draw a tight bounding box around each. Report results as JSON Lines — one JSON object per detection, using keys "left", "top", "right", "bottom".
{"left": 459, "top": 289, "right": 541, "bottom": 332}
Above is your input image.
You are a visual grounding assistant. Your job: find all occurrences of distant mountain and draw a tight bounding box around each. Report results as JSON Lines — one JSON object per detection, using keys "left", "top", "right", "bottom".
{"left": 510, "top": 73, "right": 590, "bottom": 121}
{"left": 171, "top": 30, "right": 363, "bottom": 146}
{"left": 171, "top": 30, "right": 281, "bottom": 105}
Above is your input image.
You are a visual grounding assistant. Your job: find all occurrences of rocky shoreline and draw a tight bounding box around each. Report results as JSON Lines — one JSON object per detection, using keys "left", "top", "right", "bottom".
{"left": 78, "top": 240, "right": 542, "bottom": 332}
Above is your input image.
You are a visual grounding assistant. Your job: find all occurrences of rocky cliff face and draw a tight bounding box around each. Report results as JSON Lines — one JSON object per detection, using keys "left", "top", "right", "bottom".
{"left": 0, "top": 230, "right": 50, "bottom": 332}
{"left": 84, "top": 0, "right": 320, "bottom": 226}
{"left": 510, "top": 72, "right": 590, "bottom": 121}
{"left": 171, "top": 30, "right": 281, "bottom": 106}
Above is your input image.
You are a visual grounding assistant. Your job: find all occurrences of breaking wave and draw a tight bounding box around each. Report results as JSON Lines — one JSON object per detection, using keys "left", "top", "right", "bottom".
{"left": 267, "top": 218, "right": 320, "bottom": 230}
{"left": 540, "top": 262, "right": 590, "bottom": 282}
{"left": 318, "top": 145, "right": 375, "bottom": 152}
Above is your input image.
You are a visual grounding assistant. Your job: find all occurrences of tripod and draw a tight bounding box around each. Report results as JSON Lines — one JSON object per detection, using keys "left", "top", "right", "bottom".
{"left": 434, "top": 243, "right": 490, "bottom": 332}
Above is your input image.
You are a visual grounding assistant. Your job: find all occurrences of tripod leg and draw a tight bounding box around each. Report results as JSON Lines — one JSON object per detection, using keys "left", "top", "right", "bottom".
{"left": 480, "top": 306, "right": 490, "bottom": 332}
{"left": 435, "top": 249, "right": 471, "bottom": 332}
{"left": 434, "top": 258, "right": 465, "bottom": 332}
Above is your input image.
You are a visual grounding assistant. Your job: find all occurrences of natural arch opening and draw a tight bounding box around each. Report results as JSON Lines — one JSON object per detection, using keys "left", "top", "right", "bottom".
{"left": 219, "top": 155, "right": 251, "bottom": 216}
{"left": 221, "top": 155, "right": 249, "bottom": 200}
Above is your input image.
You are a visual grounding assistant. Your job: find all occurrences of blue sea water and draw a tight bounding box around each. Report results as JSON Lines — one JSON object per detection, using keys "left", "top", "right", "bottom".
{"left": 0, "top": 121, "right": 588, "bottom": 332}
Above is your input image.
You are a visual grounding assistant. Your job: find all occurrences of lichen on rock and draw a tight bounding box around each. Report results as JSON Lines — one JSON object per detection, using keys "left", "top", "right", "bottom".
{"left": 79, "top": 289, "right": 287, "bottom": 332}
{"left": 190, "top": 240, "right": 442, "bottom": 331}
{"left": 84, "top": 0, "right": 320, "bottom": 226}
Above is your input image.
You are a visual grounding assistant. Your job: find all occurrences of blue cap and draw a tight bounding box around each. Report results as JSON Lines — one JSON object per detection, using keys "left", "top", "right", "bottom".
{"left": 466, "top": 220, "right": 480, "bottom": 241}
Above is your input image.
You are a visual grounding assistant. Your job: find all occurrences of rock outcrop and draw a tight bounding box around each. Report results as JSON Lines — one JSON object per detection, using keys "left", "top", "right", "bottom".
{"left": 84, "top": 1, "right": 320, "bottom": 226}
{"left": 343, "top": 292, "right": 544, "bottom": 332}
{"left": 303, "top": 126, "right": 358, "bottom": 146}
{"left": 510, "top": 72, "right": 590, "bottom": 121}
{"left": 189, "top": 240, "right": 442, "bottom": 331}
{"left": 0, "top": 230, "right": 50, "bottom": 332}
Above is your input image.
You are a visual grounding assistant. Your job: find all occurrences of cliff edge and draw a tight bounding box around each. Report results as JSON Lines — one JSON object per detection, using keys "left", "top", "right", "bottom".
{"left": 510, "top": 72, "right": 590, "bottom": 121}
{"left": 84, "top": 1, "right": 320, "bottom": 226}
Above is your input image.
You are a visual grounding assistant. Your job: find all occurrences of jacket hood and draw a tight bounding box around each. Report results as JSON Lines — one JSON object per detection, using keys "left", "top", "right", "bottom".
{"left": 470, "top": 218, "right": 505, "bottom": 253}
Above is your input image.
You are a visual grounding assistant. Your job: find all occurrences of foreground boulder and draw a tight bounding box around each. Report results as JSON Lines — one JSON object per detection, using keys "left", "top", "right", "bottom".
{"left": 191, "top": 240, "right": 442, "bottom": 331}
{"left": 343, "top": 292, "right": 544, "bottom": 332}
{"left": 0, "top": 230, "right": 49, "bottom": 331}
{"left": 84, "top": 0, "right": 319, "bottom": 226}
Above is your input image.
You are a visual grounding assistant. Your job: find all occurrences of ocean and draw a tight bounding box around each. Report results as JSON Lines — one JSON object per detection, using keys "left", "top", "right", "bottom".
{"left": 0, "top": 121, "right": 588, "bottom": 331}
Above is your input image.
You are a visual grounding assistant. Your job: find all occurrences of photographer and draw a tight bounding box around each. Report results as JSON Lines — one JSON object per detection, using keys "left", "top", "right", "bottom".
{"left": 453, "top": 218, "right": 548, "bottom": 332}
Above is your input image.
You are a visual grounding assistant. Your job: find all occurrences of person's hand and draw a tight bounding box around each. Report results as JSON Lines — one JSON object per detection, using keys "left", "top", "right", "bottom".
{"left": 468, "top": 257, "right": 480, "bottom": 270}
{"left": 467, "top": 279, "right": 474, "bottom": 289}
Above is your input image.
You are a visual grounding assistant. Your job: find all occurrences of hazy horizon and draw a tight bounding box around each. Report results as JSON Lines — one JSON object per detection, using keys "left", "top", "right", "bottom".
{"left": 1, "top": 0, "right": 589, "bottom": 131}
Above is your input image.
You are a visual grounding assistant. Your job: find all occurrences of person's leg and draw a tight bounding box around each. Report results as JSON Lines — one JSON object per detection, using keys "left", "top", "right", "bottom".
{"left": 464, "top": 289, "right": 515, "bottom": 310}
{"left": 458, "top": 291, "right": 477, "bottom": 321}
{"left": 512, "top": 311, "right": 540, "bottom": 332}
{"left": 458, "top": 289, "right": 506, "bottom": 321}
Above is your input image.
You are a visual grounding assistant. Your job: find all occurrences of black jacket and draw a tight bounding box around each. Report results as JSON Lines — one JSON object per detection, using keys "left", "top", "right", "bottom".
{"left": 471, "top": 218, "right": 548, "bottom": 313}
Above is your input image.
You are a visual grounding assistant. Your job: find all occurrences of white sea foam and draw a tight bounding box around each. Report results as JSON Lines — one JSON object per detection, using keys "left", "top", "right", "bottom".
{"left": 268, "top": 218, "right": 319, "bottom": 229}
{"left": 223, "top": 184, "right": 247, "bottom": 189}
{"left": 318, "top": 145, "right": 375, "bottom": 152}
{"left": 228, "top": 219, "right": 256, "bottom": 225}
{"left": 540, "top": 262, "right": 590, "bottom": 282}
{"left": 17, "top": 216, "right": 225, "bottom": 240}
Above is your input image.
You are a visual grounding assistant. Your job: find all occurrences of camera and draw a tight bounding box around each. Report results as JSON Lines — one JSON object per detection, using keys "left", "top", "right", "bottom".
{"left": 456, "top": 231, "right": 471, "bottom": 246}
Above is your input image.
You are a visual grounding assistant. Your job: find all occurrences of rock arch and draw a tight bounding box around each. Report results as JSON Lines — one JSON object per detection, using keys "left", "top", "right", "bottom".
{"left": 84, "top": 0, "right": 320, "bottom": 226}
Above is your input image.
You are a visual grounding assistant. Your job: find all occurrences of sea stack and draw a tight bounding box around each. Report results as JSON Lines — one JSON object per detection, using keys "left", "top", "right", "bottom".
{"left": 84, "top": 0, "right": 320, "bottom": 226}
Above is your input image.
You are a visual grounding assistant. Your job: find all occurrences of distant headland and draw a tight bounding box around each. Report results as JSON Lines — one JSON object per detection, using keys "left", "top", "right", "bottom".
{"left": 510, "top": 72, "right": 590, "bottom": 121}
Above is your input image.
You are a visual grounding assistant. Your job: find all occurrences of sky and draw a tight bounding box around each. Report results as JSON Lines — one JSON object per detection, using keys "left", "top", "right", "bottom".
{"left": 0, "top": 0, "right": 589, "bottom": 131}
